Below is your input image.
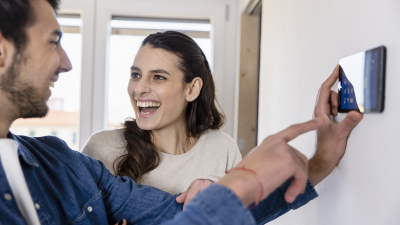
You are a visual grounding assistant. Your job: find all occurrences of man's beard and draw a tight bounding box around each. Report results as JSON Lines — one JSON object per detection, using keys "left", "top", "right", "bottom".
{"left": 0, "top": 51, "right": 49, "bottom": 119}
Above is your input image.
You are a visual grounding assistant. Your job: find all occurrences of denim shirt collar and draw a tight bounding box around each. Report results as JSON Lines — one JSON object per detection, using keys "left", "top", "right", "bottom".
{"left": 7, "top": 132, "right": 40, "bottom": 168}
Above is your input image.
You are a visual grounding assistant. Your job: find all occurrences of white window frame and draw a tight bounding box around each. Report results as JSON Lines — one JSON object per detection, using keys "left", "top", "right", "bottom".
{"left": 60, "top": 0, "right": 239, "bottom": 148}
{"left": 59, "top": 0, "right": 96, "bottom": 149}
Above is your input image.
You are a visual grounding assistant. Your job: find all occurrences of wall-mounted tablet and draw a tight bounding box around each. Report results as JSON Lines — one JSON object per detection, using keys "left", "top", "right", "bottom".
{"left": 338, "top": 46, "right": 386, "bottom": 113}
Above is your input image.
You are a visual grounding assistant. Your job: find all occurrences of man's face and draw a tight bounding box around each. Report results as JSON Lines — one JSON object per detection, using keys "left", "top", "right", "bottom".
{"left": 0, "top": 0, "right": 72, "bottom": 119}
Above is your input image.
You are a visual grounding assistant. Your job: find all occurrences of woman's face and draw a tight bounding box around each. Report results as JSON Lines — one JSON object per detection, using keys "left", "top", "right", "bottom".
{"left": 128, "top": 45, "right": 189, "bottom": 131}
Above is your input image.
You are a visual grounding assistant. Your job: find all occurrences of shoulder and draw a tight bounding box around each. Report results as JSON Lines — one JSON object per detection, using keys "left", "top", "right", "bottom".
{"left": 85, "top": 129, "right": 125, "bottom": 146}
{"left": 82, "top": 129, "right": 126, "bottom": 157}
{"left": 202, "top": 129, "right": 238, "bottom": 150}
{"left": 19, "top": 135, "right": 70, "bottom": 149}
{"left": 90, "top": 129, "right": 125, "bottom": 141}
{"left": 16, "top": 135, "right": 81, "bottom": 162}
{"left": 198, "top": 129, "right": 240, "bottom": 160}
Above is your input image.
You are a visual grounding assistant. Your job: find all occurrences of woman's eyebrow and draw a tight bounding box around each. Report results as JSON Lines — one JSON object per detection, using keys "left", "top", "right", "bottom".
{"left": 150, "top": 69, "right": 171, "bottom": 75}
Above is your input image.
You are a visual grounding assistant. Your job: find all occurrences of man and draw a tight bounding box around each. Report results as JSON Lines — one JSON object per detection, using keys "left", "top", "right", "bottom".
{"left": 0, "top": 0, "right": 363, "bottom": 224}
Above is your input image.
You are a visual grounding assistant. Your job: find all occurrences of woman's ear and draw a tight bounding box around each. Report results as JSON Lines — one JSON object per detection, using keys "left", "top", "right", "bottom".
{"left": 185, "top": 77, "right": 203, "bottom": 102}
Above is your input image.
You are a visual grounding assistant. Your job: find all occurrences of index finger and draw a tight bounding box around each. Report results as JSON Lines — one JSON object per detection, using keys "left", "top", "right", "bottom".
{"left": 284, "top": 166, "right": 308, "bottom": 203}
{"left": 277, "top": 118, "right": 323, "bottom": 142}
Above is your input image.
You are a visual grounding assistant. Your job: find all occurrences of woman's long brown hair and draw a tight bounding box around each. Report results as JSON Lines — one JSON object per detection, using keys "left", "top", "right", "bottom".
{"left": 114, "top": 31, "right": 225, "bottom": 182}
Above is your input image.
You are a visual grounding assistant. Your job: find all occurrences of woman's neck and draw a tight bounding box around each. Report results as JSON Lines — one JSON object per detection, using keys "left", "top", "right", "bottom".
{"left": 152, "top": 119, "right": 198, "bottom": 155}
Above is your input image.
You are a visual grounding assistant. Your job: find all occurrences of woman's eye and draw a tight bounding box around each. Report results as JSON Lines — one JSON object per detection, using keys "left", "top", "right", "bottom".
{"left": 154, "top": 75, "right": 166, "bottom": 80}
{"left": 131, "top": 73, "right": 141, "bottom": 79}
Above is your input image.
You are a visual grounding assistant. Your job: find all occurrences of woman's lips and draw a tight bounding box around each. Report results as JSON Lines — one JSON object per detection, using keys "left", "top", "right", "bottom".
{"left": 137, "top": 105, "right": 160, "bottom": 118}
{"left": 135, "top": 98, "right": 161, "bottom": 118}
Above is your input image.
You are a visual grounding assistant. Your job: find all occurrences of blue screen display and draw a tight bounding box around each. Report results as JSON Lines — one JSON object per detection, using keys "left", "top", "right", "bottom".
{"left": 364, "top": 50, "right": 379, "bottom": 109}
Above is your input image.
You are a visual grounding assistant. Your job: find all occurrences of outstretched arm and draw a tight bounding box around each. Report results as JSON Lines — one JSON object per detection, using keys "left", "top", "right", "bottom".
{"left": 308, "top": 65, "right": 363, "bottom": 186}
{"left": 80, "top": 118, "right": 321, "bottom": 225}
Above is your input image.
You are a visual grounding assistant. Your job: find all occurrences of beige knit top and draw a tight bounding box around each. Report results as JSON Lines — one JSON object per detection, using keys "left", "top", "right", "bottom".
{"left": 81, "top": 129, "right": 242, "bottom": 194}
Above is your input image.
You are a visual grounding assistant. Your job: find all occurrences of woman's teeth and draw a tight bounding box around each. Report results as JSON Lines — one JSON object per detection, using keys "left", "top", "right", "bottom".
{"left": 136, "top": 101, "right": 161, "bottom": 107}
{"left": 137, "top": 100, "right": 161, "bottom": 115}
{"left": 49, "top": 81, "right": 54, "bottom": 88}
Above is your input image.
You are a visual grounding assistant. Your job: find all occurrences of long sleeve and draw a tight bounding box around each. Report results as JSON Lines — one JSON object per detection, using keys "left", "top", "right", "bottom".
{"left": 75, "top": 151, "right": 255, "bottom": 224}
{"left": 251, "top": 179, "right": 318, "bottom": 224}
{"left": 162, "top": 185, "right": 256, "bottom": 225}
{"left": 3, "top": 134, "right": 317, "bottom": 225}
{"left": 75, "top": 150, "right": 318, "bottom": 225}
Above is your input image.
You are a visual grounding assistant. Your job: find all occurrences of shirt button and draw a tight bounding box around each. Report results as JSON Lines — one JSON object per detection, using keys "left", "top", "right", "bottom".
{"left": 35, "top": 203, "right": 40, "bottom": 210}
{"left": 87, "top": 206, "right": 93, "bottom": 212}
{"left": 5, "top": 193, "right": 12, "bottom": 201}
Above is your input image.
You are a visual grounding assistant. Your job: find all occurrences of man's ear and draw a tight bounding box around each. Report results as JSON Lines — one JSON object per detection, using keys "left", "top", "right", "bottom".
{"left": 0, "top": 33, "right": 14, "bottom": 69}
{"left": 185, "top": 77, "right": 203, "bottom": 102}
{"left": 0, "top": 33, "right": 5, "bottom": 68}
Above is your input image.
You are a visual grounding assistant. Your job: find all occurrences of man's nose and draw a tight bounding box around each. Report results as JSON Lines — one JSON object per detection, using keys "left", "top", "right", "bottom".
{"left": 58, "top": 45, "right": 72, "bottom": 73}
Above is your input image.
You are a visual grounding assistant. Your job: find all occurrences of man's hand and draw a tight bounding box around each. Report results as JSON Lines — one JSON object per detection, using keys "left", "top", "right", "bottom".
{"left": 219, "top": 118, "right": 323, "bottom": 206}
{"left": 115, "top": 219, "right": 126, "bottom": 225}
{"left": 176, "top": 179, "right": 214, "bottom": 210}
{"left": 309, "top": 65, "right": 363, "bottom": 186}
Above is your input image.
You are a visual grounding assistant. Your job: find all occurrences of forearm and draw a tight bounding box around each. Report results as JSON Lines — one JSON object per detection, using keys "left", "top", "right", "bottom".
{"left": 162, "top": 185, "right": 256, "bottom": 225}
{"left": 308, "top": 144, "right": 339, "bottom": 186}
{"left": 219, "top": 171, "right": 318, "bottom": 225}
{"left": 251, "top": 179, "right": 318, "bottom": 224}
{"left": 218, "top": 170, "right": 260, "bottom": 206}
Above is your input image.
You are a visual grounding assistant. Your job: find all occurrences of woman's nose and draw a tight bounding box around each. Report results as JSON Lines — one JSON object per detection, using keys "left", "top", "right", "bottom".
{"left": 134, "top": 78, "right": 151, "bottom": 95}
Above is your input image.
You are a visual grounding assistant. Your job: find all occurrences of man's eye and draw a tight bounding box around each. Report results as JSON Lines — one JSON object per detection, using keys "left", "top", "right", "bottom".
{"left": 131, "top": 73, "right": 141, "bottom": 79}
{"left": 51, "top": 41, "right": 59, "bottom": 46}
{"left": 154, "top": 75, "right": 166, "bottom": 80}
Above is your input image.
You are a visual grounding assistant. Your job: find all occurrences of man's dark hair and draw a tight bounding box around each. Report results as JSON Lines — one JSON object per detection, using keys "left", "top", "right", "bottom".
{"left": 0, "top": 0, "right": 60, "bottom": 51}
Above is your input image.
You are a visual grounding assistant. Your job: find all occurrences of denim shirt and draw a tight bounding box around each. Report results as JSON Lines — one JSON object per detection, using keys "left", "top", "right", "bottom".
{"left": 0, "top": 133, "right": 318, "bottom": 225}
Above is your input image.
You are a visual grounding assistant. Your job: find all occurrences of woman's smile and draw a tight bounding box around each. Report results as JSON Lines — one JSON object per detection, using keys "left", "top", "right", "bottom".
{"left": 136, "top": 98, "right": 162, "bottom": 118}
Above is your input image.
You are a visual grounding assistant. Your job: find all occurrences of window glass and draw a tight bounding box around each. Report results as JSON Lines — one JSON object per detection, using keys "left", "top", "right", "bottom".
{"left": 10, "top": 14, "right": 82, "bottom": 150}
{"left": 107, "top": 17, "right": 212, "bottom": 129}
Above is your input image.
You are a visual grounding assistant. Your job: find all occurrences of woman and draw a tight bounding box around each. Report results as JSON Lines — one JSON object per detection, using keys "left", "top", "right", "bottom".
{"left": 82, "top": 31, "right": 241, "bottom": 195}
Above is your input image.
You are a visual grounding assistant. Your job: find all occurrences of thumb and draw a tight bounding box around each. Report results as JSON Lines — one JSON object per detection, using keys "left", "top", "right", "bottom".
{"left": 338, "top": 111, "right": 363, "bottom": 133}
{"left": 176, "top": 190, "right": 189, "bottom": 204}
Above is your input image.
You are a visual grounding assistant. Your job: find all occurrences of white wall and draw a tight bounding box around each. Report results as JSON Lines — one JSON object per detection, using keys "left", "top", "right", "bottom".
{"left": 258, "top": 0, "right": 400, "bottom": 224}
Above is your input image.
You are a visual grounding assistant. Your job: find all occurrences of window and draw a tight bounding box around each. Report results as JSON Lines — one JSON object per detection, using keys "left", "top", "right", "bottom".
{"left": 72, "top": 132, "right": 77, "bottom": 144}
{"left": 107, "top": 17, "right": 212, "bottom": 129}
{"left": 10, "top": 13, "right": 82, "bottom": 150}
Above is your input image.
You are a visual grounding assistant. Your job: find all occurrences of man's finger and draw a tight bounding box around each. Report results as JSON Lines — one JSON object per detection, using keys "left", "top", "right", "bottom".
{"left": 315, "top": 65, "right": 340, "bottom": 111}
{"left": 116, "top": 219, "right": 127, "bottom": 225}
{"left": 277, "top": 118, "right": 323, "bottom": 142}
{"left": 292, "top": 147, "right": 308, "bottom": 168}
{"left": 284, "top": 167, "right": 308, "bottom": 203}
{"left": 176, "top": 189, "right": 189, "bottom": 204}
{"left": 314, "top": 88, "right": 321, "bottom": 106}
{"left": 330, "top": 91, "right": 339, "bottom": 116}
{"left": 338, "top": 111, "right": 363, "bottom": 133}
{"left": 330, "top": 91, "right": 338, "bottom": 108}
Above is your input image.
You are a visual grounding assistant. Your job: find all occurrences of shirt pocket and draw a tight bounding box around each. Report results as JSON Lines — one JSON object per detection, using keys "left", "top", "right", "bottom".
{"left": 68, "top": 190, "right": 108, "bottom": 225}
